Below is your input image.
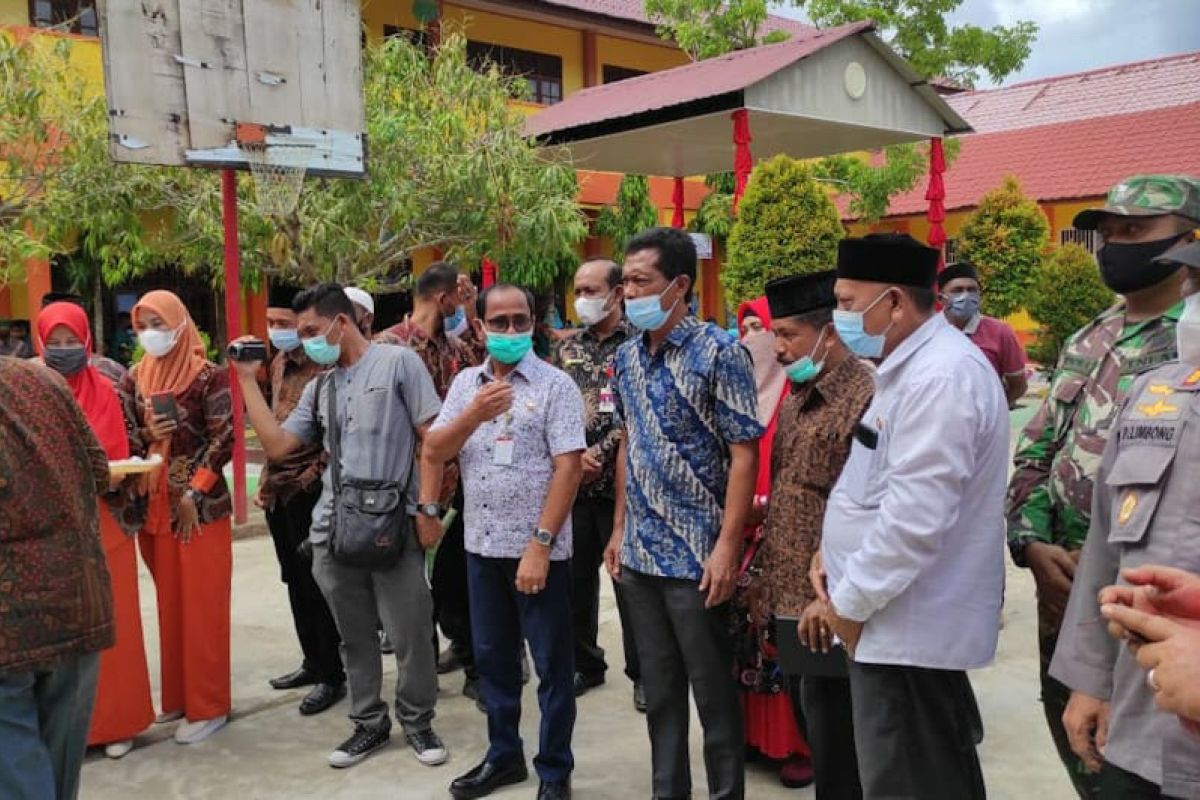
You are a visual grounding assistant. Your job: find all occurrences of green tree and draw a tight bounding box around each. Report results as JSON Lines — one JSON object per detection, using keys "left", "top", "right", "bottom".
{"left": 645, "top": 0, "right": 788, "bottom": 61}
{"left": 691, "top": 172, "right": 736, "bottom": 239}
{"left": 723, "top": 156, "right": 843, "bottom": 306}
{"left": 1026, "top": 244, "right": 1114, "bottom": 368}
{"left": 595, "top": 174, "right": 659, "bottom": 256}
{"left": 955, "top": 175, "right": 1050, "bottom": 319}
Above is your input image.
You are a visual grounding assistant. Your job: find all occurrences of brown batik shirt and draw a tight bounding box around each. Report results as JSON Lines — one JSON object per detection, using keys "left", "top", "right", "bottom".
{"left": 754, "top": 355, "right": 875, "bottom": 620}
{"left": 258, "top": 348, "right": 328, "bottom": 510}
{"left": 551, "top": 321, "right": 634, "bottom": 500}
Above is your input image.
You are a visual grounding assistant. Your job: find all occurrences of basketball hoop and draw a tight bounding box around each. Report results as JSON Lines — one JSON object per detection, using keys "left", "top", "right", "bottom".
{"left": 238, "top": 124, "right": 311, "bottom": 217}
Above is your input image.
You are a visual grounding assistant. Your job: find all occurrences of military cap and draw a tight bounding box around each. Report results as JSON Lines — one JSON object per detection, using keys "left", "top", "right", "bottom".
{"left": 1074, "top": 175, "right": 1200, "bottom": 230}
{"left": 836, "top": 233, "right": 939, "bottom": 288}
{"left": 766, "top": 270, "right": 837, "bottom": 319}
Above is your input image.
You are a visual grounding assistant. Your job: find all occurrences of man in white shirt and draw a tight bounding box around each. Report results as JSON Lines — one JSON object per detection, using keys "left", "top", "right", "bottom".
{"left": 817, "top": 234, "right": 1009, "bottom": 800}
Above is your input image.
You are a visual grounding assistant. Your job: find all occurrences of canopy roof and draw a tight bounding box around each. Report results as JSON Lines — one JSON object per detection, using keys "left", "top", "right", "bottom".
{"left": 525, "top": 21, "right": 972, "bottom": 176}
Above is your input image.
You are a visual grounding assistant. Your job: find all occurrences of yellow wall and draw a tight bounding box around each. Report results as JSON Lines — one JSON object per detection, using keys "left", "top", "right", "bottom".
{"left": 0, "top": 0, "right": 25, "bottom": 26}
{"left": 596, "top": 33, "right": 688, "bottom": 75}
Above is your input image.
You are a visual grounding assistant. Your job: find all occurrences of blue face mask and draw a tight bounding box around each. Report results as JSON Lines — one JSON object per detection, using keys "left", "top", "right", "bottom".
{"left": 783, "top": 328, "right": 827, "bottom": 384}
{"left": 443, "top": 305, "right": 467, "bottom": 333}
{"left": 301, "top": 319, "right": 342, "bottom": 365}
{"left": 486, "top": 331, "right": 533, "bottom": 365}
{"left": 625, "top": 280, "right": 680, "bottom": 332}
{"left": 833, "top": 289, "right": 893, "bottom": 360}
{"left": 268, "top": 327, "right": 301, "bottom": 353}
{"left": 945, "top": 290, "right": 981, "bottom": 322}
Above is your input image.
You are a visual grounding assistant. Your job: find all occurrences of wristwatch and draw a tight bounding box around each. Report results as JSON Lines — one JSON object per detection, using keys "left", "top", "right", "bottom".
{"left": 418, "top": 502, "right": 443, "bottom": 519}
{"left": 532, "top": 528, "right": 556, "bottom": 548}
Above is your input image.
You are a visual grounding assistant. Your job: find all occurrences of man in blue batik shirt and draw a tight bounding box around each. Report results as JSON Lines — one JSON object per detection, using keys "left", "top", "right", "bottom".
{"left": 603, "top": 227, "right": 763, "bottom": 800}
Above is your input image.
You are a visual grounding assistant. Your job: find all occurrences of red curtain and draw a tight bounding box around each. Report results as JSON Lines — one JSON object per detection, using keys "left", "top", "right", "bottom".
{"left": 925, "top": 137, "right": 947, "bottom": 272}
{"left": 732, "top": 109, "right": 753, "bottom": 213}
{"left": 481, "top": 256, "right": 497, "bottom": 289}
{"left": 671, "top": 176, "right": 685, "bottom": 228}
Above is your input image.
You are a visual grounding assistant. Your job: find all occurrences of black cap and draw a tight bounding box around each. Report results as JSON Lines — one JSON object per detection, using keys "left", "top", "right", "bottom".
{"left": 268, "top": 282, "right": 302, "bottom": 309}
{"left": 765, "top": 270, "right": 837, "bottom": 319}
{"left": 836, "top": 233, "right": 939, "bottom": 288}
{"left": 936, "top": 262, "right": 980, "bottom": 290}
{"left": 1153, "top": 241, "right": 1200, "bottom": 269}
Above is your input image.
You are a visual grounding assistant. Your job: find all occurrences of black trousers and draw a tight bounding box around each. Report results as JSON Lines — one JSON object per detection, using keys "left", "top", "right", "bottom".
{"left": 571, "top": 496, "right": 641, "bottom": 681}
{"left": 801, "top": 674, "right": 862, "bottom": 800}
{"left": 1100, "top": 761, "right": 1181, "bottom": 800}
{"left": 622, "top": 567, "right": 744, "bottom": 800}
{"left": 265, "top": 486, "right": 344, "bottom": 686}
{"left": 847, "top": 661, "right": 985, "bottom": 800}
{"left": 432, "top": 489, "right": 474, "bottom": 675}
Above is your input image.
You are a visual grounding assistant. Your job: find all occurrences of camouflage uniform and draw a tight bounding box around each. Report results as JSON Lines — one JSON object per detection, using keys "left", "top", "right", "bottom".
{"left": 1007, "top": 174, "right": 1200, "bottom": 799}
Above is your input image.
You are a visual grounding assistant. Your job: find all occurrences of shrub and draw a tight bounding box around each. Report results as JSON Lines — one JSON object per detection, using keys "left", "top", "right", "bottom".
{"left": 1026, "top": 244, "right": 1115, "bottom": 367}
{"left": 595, "top": 174, "right": 659, "bottom": 257}
{"left": 722, "top": 156, "right": 843, "bottom": 306}
{"left": 956, "top": 175, "right": 1050, "bottom": 318}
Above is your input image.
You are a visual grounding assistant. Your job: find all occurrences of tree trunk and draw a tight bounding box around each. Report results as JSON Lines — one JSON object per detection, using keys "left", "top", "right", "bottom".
{"left": 92, "top": 277, "right": 105, "bottom": 354}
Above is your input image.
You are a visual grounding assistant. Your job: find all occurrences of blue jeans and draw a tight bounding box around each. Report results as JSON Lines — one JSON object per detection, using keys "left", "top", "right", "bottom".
{"left": 467, "top": 554, "right": 575, "bottom": 783}
{"left": 0, "top": 652, "right": 100, "bottom": 800}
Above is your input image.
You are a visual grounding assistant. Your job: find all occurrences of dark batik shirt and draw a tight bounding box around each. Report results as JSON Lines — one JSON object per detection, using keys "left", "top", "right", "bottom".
{"left": 551, "top": 321, "right": 634, "bottom": 500}
{"left": 259, "top": 349, "right": 328, "bottom": 509}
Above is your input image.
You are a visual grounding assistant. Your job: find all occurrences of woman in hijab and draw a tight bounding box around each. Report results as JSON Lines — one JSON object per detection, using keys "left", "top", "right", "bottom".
{"left": 124, "top": 290, "right": 234, "bottom": 745}
{"left": 36, "top": 302, "right": 155, "bottom": 760}
{"left": 732, "top": 297, "right": 812, "bottom": 788}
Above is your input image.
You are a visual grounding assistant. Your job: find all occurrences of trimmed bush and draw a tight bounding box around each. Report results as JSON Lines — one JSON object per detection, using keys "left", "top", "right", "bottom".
{"left": 1026, "top": 243, "right": 1115, "bottom": 367}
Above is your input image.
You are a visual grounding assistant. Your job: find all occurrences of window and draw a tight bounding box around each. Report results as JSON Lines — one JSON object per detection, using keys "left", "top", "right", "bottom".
{"left": 383, "top": 24, "right": 431, "bottom": 54}
{"left": 944, "top": 238, "right": 961, "bottom": 264}
{"left": 466, "top": 40, "right": 563, "bottom": 105}
{"left": 30, "top": 0, "right": 97, "bottom": 36}
{"left": 1060, "top": 227, "right": 1101, "bottom": 255}
{"left": 602, "top": 65, "right": 647, "bottom": 84}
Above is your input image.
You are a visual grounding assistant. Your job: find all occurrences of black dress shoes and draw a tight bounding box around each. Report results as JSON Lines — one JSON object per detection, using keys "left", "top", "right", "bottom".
{"left": 573, "top": 672, "right": 605, "bottom": 697}
{"left": 449, "top": 758, "right": 529, "bottom": 799}
{"left": 299, "top": 682, "right": 346, "bottom": 716}
{"left": 269, "top": 666, "right": 317, "bottom": 690}
{"left": 538, "top": 780, "right": 571, "bottom": 799}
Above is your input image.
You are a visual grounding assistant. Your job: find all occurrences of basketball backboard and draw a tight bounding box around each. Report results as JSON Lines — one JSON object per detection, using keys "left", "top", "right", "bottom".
{"left": 97, "top": 0, "right": 366, "bottom": 178}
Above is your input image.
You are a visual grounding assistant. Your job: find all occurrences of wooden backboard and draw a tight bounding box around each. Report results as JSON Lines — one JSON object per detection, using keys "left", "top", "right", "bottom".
{"left": 97, "top": 0, "right": 365, "bottom": 178}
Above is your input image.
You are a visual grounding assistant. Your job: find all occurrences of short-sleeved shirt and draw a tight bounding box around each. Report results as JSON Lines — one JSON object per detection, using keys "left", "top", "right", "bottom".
{"left": 283, "top": 344, "right": 441, "bottom": 543}
{"left": 614, "top": 316, "right": 764, "bottom": 580}
{"left": 434, "top": 351, "right": 586, "bottom": 561}
{"left": 961, "top": 313, "right": 1027, "bottom": 378}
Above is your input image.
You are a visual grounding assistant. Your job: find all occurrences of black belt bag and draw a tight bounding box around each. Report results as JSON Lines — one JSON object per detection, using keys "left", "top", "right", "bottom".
{"left": 325, "top": 374, "right": 411, "bottom": 570}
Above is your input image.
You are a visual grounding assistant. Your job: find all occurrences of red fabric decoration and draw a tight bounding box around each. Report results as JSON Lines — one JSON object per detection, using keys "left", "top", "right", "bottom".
{"left": 925, "top": 137, "right": 947, "bottom": 271}
{"left": 731, "top": 109, "right": 754, "bottom": 213}
{"left": 671, "top": 176, "right": 685, "bottom": 228}
{"left": 481, "top": 256, "right": 498, "bottom": 289}
{"left": 36, "top": 302, "right": 130, "bottom": 461}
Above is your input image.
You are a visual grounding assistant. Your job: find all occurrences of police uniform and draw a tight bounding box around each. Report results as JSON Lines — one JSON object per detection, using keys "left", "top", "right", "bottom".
{"left": 1051, "top": 362, "right": 1200, "bottom": 799}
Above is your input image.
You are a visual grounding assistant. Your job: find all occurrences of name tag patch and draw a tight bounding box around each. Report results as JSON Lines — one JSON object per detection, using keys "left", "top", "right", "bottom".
{"left": 1119, "top": 422, "right": 1178, "bottom": 446}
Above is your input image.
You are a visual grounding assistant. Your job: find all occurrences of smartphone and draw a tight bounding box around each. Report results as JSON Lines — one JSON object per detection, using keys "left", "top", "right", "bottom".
{"left": 151, "top": 392, "right": 179, "bottom": 422}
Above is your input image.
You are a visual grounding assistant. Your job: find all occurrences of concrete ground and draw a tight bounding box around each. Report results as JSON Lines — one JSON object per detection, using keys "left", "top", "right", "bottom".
{"left": 80, "top": 402, "right": 1075, "bottom": 799}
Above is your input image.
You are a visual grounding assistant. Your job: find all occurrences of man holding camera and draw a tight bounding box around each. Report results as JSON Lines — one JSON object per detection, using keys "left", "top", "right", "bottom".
{"left": 233, "top": 283, "right": 448, "bottom": 771}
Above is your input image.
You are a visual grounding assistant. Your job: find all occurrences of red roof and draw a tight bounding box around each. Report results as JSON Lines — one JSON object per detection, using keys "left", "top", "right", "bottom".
{"left": 948, "top": 51, "right": 1200, "bottom": 134}
{"left": 526, "top": 21, "right": 872, "bottom": 138}
{"left": 885, "top": 100, "right": 1200, "bottom": 216}
{"left": 534, "top": 0, "right": 815, "bottom": 38}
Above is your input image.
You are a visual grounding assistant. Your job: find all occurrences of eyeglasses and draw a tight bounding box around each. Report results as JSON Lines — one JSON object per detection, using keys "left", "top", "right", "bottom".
{"left": 484, "top": 314, "right": 533, "bottom": 333}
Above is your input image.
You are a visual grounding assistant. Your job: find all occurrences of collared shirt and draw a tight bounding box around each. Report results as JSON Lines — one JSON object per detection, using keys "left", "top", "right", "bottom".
{"left": 376, "top": 318, "right": 483, "bottom": 398}
{"left": 960, "top": 313, "right": 1027, "bottom": 379}
{"left": 754, "top": 356, "right": 875, "bottom": 619}
{"left": 259, "top": 348, "right": 327, "bottom": 509}
{"left": 434, "top": 351, "right": 586, "bottom": 561}
{"left": 614, "top": 316, "right": 764, "bottom": 580}
{"left": 822, "top": 314, "right": 1010, "bottom": 670}
{"left": 282, "top": 345, "right": 442, "bottom": 543}
{"left": 1051, "top": 361, "right": 1200, "bottom": 797}
{"left": 551, "top": 320, "right": 634, "bottom": 500}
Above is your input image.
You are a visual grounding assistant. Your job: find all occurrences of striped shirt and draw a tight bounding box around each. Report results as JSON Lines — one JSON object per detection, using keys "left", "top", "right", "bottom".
{"left": 614, "top": 317, "right": 764, "bottom": 580}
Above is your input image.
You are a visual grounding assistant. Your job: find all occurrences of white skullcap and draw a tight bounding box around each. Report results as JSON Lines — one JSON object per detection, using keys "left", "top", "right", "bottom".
{"left": 343, "top": 287, "right": 375, "bottom": 315}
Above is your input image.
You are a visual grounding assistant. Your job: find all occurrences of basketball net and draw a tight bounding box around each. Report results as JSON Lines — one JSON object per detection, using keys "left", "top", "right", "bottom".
{"left": 242, "top": 143, "right": 310, "bottom": 217}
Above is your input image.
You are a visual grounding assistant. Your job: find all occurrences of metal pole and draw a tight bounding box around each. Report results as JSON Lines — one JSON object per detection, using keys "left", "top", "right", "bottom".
{"left": 222, "top": 168, "right": 248, "bottom": 524}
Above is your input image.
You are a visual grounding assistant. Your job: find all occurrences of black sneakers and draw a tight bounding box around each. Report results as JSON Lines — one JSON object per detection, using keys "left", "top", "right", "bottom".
{"left": 408, "top": 728, "right": 449, "bottom": 766}
{"left": 328, "top": 725, "right": 390, "bottom": 768}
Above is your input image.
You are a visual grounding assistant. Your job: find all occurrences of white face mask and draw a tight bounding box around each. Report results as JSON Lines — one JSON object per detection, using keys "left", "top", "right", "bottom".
{"left": 138, "top": 324, "right": 181, "bottom": 358}
{"left": 574, "top": 292, "right": 613, "bottom": 327}
{"left": 1178, "top": 292, "right": 1200, "bottom": 367}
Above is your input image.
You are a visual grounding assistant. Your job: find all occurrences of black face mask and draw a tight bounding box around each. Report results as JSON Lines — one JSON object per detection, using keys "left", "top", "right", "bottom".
{"left": 1097, "top": 234, "right": 1187, "bottom": 294}
{"left": 43, "top": 345, "right": 89, "bottom": 376}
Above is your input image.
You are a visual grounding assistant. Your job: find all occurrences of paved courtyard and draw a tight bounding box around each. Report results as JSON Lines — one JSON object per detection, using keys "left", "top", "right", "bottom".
{"left": 79, "top": 400, "right": 1075, "bottom": 799}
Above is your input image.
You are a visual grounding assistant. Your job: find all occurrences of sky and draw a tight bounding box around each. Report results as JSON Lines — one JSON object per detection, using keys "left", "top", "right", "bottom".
{"left": 771, "top": 0, "right": 1200, "bottom": 86}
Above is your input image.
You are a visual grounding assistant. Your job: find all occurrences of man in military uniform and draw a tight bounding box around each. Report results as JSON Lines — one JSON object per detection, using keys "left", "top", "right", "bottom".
{"left": 1007, "top": 175, "right": 1200, "bottom": 797}
{"left": 1050, "top": 240, "right": 1200, "bottom": 799}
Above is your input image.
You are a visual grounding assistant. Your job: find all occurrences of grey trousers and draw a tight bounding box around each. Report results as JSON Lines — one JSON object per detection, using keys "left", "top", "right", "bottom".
{"left": 0, "top": 652, "right": 99, "bottom": 800}
{"left": 312, "top": 538, "right": 437, "bottom": 735}
{"left": 847, "top": 661, "right": 986, "bottom": 800}
{"left": 621, "top": 568, "right": 745, "bottom": 800}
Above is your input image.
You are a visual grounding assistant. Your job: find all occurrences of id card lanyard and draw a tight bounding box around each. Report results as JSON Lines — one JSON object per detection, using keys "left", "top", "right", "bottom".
{"left": 599, "top": 362, "right": 616, "bottom": 415}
